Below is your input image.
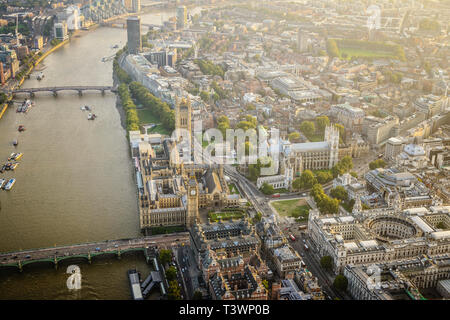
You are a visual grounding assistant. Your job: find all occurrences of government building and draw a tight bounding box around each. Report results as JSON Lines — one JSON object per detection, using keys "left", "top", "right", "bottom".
{"left": 308, "top": 203, "right": 450, "bottom": 278}
{"left": 129, "top": 99, "right": 243, "bottom": 232}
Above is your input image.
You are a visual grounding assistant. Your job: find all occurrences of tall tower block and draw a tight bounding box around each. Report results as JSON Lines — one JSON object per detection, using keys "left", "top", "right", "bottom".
{"left": 324, "top": 125, "right": 339, "bottom": 168}
{"left": 127, "top": 16, "right": 141, "bottom": 54}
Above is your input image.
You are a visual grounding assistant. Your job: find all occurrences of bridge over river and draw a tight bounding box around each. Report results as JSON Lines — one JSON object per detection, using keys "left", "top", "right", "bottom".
{"left": 0, "top": 232, "right": 189, "bottom": 272}
{"left": 11, "top": 85, "right": 117, "bottom": 97}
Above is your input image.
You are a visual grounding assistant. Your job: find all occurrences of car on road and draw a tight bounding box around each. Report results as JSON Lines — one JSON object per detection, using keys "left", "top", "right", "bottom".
{"left": 13, "top": 256, "right": 18, "bottom": 259}
{"left": 25, "top": 255, "right": 31, "bottom": 259}
{"left": 95, "top": 247, "right": 101, "bottom": 251}
{"left": 114, "top": 245, "right": 118, "bottom": 248}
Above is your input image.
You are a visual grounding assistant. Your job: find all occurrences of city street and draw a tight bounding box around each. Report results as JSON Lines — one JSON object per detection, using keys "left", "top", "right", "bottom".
{"left": 175, "top": 245, "right": 201, "bottom": 300}
{"left": 288, "top": 232, "right": 352, "bottom": 300}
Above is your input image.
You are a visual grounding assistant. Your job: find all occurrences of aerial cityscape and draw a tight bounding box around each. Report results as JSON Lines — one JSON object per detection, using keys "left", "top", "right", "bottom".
{"left": 0, "top": 0, "right": 449, "bottom": 303}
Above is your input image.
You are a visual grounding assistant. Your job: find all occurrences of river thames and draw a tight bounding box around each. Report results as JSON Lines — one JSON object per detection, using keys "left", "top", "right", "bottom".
{"left": 0, "top": 7, "right": 201, "bottom": 299}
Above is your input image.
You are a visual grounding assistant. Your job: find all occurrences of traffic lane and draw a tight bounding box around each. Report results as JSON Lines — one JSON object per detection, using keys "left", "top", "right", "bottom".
{"left": 0, "top": 235, "right": 188, "bottom": 263}
{"left": 294, "top": 235, "right": 347, "bottom": 300}
{"left": 290, "top": 240, "right": 337, "bottom": 299}
{"left": 177, "top": 247, "right": 194, "bottom": 299}
{"left": 178, "top": 247, "right": 194, "bottom": 299}
{"left": 290, "top": 234, "right": 340, "bottom": 296}
{"left": 174, "top": 248, "right": 188, "bottom": 299}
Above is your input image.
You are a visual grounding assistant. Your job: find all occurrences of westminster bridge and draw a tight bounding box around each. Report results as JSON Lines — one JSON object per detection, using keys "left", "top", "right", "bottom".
{"left": 0, "top": 233, "right": 189, "bottom": 272}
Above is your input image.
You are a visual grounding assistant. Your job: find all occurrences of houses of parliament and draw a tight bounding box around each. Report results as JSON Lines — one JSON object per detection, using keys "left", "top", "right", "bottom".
{"left": 128, "top": 98, "right": 243, "bottom": 232}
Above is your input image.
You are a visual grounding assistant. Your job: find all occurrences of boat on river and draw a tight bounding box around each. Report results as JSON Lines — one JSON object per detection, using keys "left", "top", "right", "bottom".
{"left": 17, "top": 99, "right": 33, "bottom": 113}
{"left": 3, "top": 178, "right": 16, "bottom": 190}
{"left": 0, "top": 178, "right": 5, "bottom": 189}
{"left": 8, "top": 153, "right": 23, "bottom": 161}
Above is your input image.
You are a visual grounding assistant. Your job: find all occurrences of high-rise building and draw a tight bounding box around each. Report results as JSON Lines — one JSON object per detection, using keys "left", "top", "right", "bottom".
{"left": 33, "top": 36, "right": 43, "bottom": 50}
{"left": 131, "top": 0, "right": 141, "bottom": 13}
{"left": 385, "top": 137, "right": 404, "bottom": 161}
{"left": 297, "top": 29, "right": 308, "bottom": 52}
{"left": 127, "top": 16, "right": 141, "bottom": 54}
{"left": 53, "top": 22, "right": 68, "bottom": 41}
{"left": 145, "top": 49, "right": 177, "bottom": 68}
{"left": 176, "top": 6, "right": 187, "bottom": 30}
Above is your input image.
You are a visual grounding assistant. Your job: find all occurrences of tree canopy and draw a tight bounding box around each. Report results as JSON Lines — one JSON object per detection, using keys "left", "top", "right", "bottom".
{"left": 293, "top": 170, "right": 317, "bottom": 190}
{"left": 316, "top": 116, "right": 330, "bottom": 132}
{"left": 333, "top": 275, "right": 348, "bottom": 292}
{"left": 369, "top": 159, "right": 387, "bottom": 170}
{"left": 288, "top": 131, "right": 301, "bottom": 142}
{"left": 300, "top": 121, "right": 315, "bottom": 136}
{"left": 311, "top": 183, "right": 340, "bottom": 215}
{"left": 260, "top": 182, "right": 275, "bottom": 195}
{"left": 159, "top": 249, "right": 172, "bottom": 266}
{"left": 129, "top": 82, "right": 175, "bottom": 132}
{"left": 330, "top": 186, "right": 348, "bottom": 201}
{"left": 320, "top": 256, "right": 333, "bottom": 271}
{"left": 168, "top": 280, "right": 182, "bottom": 300}
{"left": 165, "top": 266, "right": 177, "bottom": 281}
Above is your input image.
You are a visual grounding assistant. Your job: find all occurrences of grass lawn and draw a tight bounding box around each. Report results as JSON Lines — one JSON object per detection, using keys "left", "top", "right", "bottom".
{"left": 228, "top": 183, "right": 240, "bottom": 195}
{"left": 272, "top": 199, "right": 310, "bottom": 221}
{"left": 147, "top": 124, "right": 171, "bottom": 136}
{"left": 338, "top": 47, "right": 397, "bottom": 60}
{"left": 209, "top": 210, "right": 244, "bottom": 222}
{"left": 304, "top": 132, "right": 324, "bottom": 142}
{"left": 137, "top": 108, "right": 171, "bottom": 135}
{"left": 137, "top": 108, "right": 159, "bottom": 124}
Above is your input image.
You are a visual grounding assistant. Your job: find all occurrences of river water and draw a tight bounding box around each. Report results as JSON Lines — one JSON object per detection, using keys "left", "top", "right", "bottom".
{"left": 0, "top": 7, "right": 202, "bottom": 299}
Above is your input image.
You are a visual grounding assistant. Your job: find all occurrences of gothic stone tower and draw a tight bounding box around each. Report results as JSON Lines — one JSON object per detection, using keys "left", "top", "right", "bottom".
{"left": 324, "top": 125, "right": 339, "bottom": 169}
{"left": 175, "top": 97, "right": 192, "bottom": 137}
{"left": 186, "top": 175, "right": 199, "bottom": 227}
{"left": 175, "top": 97, "right": 192, "bottom": 160}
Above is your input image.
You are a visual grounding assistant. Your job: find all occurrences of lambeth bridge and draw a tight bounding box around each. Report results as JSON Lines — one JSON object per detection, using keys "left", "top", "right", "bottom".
{"left": 0, "top": 233, "right": 189, "bottom": 272}
{"left": 12, "top": 85, "right": 117, "bottom": 97}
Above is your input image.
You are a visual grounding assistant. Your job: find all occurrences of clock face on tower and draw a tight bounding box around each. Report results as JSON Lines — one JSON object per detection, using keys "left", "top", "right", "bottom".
{"left": 190, "top": 189, "right": 196, "bottom": 196}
